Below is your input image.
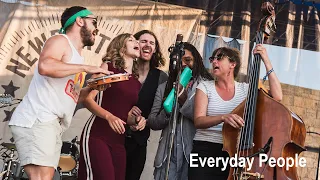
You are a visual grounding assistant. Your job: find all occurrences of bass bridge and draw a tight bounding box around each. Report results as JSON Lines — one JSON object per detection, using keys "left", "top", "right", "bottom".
{"left": 234, "top": 168, "right": 265, "bottom": 180}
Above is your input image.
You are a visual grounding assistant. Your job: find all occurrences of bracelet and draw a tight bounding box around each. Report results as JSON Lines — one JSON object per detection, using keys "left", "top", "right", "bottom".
{"left": 263, "top": 68, "right": 274, "bottom": 82}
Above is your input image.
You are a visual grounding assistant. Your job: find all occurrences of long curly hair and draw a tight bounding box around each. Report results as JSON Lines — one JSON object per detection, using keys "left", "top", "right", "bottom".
{"left": 102, "top": 33, "right": 139, "bottom": 78}
{"left": 159, "top": 42, "right": 214, "bottom": 114}
{"left": 134, "top": 30, "right": 165, "bottom": 68}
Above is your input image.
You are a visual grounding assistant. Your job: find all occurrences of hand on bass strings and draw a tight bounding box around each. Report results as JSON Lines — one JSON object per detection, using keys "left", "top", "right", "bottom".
{"left": 221, "top": 114, "right": 244, "bottom": 129}
{"left": 106, "top": 114, "right": 126, "bottom": 134}
{"left": 253, "top": 44, "right": 271, "bottom": 66}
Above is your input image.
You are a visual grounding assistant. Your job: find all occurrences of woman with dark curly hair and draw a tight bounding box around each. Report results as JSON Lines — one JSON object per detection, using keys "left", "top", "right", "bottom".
{"left": 78, "top": 33, "right": 146, "bottom": 180}
{"left": 148, "top": 42, "right": 213, "bottom": 180}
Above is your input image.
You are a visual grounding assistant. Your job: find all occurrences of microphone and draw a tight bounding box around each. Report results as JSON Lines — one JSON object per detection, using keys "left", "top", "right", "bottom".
{"left": 262, "top": 136, "right": 273, "bottom": 154}
{"left": 168, "top": 34, "right": 183, "bottom": 52}
{"left": 169, "top": 34, "right": 184, "bottom": 71}
{"left": 246, "top": 137, "right": 273, "bottom": 158}
{"left": 174, "top": 34, "right": 183, "bottom": 47}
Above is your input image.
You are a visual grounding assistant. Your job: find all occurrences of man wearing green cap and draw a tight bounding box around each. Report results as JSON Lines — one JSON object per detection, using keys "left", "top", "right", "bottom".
{"left": 8, "top": 6, "right": 112, "bottom": 179}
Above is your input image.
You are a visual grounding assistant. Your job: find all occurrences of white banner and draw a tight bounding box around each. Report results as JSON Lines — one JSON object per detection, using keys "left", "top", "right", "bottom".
{"left": 0, "top": 1, "right": 205, "bottom": 178}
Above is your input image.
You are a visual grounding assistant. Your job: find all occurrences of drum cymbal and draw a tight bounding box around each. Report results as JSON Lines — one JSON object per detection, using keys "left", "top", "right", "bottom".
{"left": 1, "top": 143, "right": 16, "bottom": 150}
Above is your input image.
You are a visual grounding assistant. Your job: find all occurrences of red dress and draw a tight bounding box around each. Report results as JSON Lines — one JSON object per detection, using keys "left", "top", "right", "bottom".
{"left": 78, "top": 62, "right": 141, "bottom": 180}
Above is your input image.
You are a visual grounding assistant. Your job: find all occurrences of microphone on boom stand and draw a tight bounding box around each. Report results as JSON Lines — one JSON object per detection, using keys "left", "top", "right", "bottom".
{"left": 164, "top": 34, "right": 185, "bottom": 180}
{"left": 168, "top": 34, "right": 184, "bottom": 72}
{"left": 247, "top": 137, "right": 273, "bottom": 159}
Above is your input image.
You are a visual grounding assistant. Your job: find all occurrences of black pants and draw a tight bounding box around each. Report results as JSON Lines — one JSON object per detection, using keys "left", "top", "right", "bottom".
{"left": 188, "top": 140, "right": 230, "bottom": 180}
{"left": 125, "top": 137, "right": 147, "bottom": 180}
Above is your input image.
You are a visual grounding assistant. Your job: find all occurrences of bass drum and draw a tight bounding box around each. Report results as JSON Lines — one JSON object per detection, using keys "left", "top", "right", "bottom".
{"left": 58, "top": 141, "right": 79, "bottom": 178}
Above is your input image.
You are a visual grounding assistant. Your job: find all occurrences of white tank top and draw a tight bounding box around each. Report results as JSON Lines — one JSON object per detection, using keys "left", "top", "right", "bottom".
{"left": 193, "top": 80, "right": 249, "bottom": 144}
{"left": 9, "top": 34, "right": 85, "bottom": 131}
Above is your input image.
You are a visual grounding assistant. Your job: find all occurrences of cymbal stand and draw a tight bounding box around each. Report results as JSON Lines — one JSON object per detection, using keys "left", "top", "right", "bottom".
{"left": 0, "top": 102, "right": 21, "bottom": 109}
{"left": 1, "top": 148, "right": 16, "bottom": 179}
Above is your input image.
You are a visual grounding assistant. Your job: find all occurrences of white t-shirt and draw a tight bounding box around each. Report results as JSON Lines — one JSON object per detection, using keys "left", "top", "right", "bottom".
{"left": 9, "top": 34, "right": 85, "bottom": 131}
{"left": 193, "top": 80, "right": 249, "bottom": 144}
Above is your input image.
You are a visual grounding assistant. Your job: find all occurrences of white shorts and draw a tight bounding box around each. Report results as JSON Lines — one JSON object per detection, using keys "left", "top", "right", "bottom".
{"left": 10, "top": 119, "right": 63, "bottom": 168}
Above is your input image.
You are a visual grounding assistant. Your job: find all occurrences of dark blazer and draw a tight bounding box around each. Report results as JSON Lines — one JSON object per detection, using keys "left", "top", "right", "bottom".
{"left": 126, "top": 68, "right": 168, "bottom": 145}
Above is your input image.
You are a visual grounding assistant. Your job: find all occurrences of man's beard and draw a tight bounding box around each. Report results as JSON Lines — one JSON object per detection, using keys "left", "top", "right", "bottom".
{"left": 80, "top": 23, "right": 94, "bottom": 47}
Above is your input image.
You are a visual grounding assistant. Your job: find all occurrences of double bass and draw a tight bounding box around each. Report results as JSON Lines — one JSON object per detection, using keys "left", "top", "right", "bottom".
{"left": 222, "top": 2, "right": 306, "bottom": 180}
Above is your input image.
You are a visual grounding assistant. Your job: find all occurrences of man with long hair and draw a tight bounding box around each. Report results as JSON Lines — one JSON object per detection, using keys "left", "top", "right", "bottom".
{"left": 125, "top": 30, "right": 168, "bottom": 180}
{"left": 8, "top": 6, "right": 111, "bottom": 180}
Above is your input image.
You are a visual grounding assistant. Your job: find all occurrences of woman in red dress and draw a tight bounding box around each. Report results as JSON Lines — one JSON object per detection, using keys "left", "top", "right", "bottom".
{"left": 78, "top": 33, "right": 146, "bottom": 180}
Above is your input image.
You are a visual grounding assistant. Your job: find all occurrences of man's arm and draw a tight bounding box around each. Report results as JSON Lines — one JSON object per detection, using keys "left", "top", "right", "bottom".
{"left": 38, "top": 35, "right": 109, "bottom": 78}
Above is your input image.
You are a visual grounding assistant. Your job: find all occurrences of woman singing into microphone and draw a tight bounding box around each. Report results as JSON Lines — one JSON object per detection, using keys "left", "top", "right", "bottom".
{"left": 148, "top": 42, "right": 213, "bottom": 180}
{"left": 78, "top": 33, "right": 147, "bottom": 180}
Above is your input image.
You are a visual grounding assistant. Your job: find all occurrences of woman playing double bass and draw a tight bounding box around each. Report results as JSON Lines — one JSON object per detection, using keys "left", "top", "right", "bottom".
{"left": 188, "top": 45, "right": 282, "bottom": 180}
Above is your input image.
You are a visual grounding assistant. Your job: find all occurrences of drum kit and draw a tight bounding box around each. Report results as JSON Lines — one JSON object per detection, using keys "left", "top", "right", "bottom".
{"left": 0, "top": 73, "right": 129, "bottom": 179}
{"left": 0, "top": 139, "right": 80, "bottom": 180}
{"left": 0, "top": 94, "right": 80, "bottom": 179}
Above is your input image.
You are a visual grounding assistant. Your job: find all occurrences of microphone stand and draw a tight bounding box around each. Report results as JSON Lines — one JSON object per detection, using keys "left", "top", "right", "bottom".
{"left": 164, "top": 43, "right": 185, "bottom": 180}
{"left": 246, "top": 137, "right": 273, "bottom": 159}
